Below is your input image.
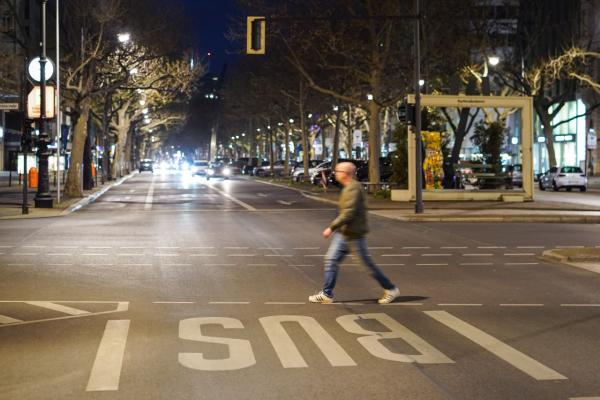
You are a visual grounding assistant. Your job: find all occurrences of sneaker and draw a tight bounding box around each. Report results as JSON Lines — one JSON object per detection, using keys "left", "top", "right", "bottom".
{"left": 378, "top": 287, "right": 400, "bottom": 304}
{"left": 308, "top": 291, "right": 333, "bottom": 304}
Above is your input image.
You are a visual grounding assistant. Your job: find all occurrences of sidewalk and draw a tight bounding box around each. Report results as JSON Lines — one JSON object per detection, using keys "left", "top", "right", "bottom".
{"left": 0, "top": 171, "right": 132, "bottom": 220}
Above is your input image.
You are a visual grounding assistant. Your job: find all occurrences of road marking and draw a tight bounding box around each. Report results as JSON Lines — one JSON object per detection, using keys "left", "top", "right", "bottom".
{"left": 153, "top": 301, "right": 195, "bottom": 304}
{"left": 403, "top": 246, "right": 430, "bottom": 249}
{"left": 561, "top": 304, "right": 600, "bottom": 307}
{"left": 84, "top": 264, "right": 115, "bottom": 267}
{"left": 125, "top": 196, "right": 131, "bottom": 200}
{"left": 88, "top": 246, "right": 111, "bottom": 249}
{"left": 460, "top": 262, "right": 493, "bottom": 266}
{"left": 417, "top": 263, "right": 448, "bottom": 266}
{"left": 382, "top": 254, "right": 411, "bottom": 257}
{"left": 478, "top": 246, "right": 505, "bottom": 249}
{"left": 124, "top": 264, "right": 152, "bottom": 266}
{"left": 265, "top": 254, "right": 292, "bottom": 257}
{"left": 154, "top": 254, "right": 178, "bottom": 257}
{"left": 556, "top": 245, "right": 584, "bottom": 248}
{"left": 225, "top": 247, "right": 249, "bottom": 250}
{"left": 259, "top": 247, "right": 283, "bottom": 250}
{"left": 120, "top": 246, "right": 145, "bottom": 249}
{"left": 288, "top": 264, "right": 315, "bottom": 267}
{"left": 12, "top": 253, "right": 37, "bottom": 256}
{"left": 368, "top": 246, "right": 393, "bottom": 249}
{"left": 294, "top": 247, "right": 319, "bottom": 250}
{"left": 425, "top": 311, "right": 567, "bottom": 381}
{"left": 304, "top": 254, "right": 326, "bottom": 257}
{"left": 144, "top": 174, "right": 156, "bottom": 210}
{"left": 442, "top": 246, "right": 467, "bottom": 249}
{"left": 248, "top": 264, "right": 277, "bottom": 267}
{"left": 505, "top": 262, "right": 539, "bottom": 265}
{"left": 277, "top": 200, "right": 294, "bottom": 205}
{"left": 0, "top": 315, "right": 22, "bottom": 324}
{"left": 382, "top": 303, "right": 423, "bottom": 306}
{"left": 164, "top": 264, "right": 192, "bottom": 266}
{"left": 500, "top": 304, "right": 544, "bottom": 307}
{"left": 48, "top": 253, "right": 72, "bottom": 256}
{"left": 257, "top": 193, "right": 267, "bottom": 197}
{"left": 23, "top": 245, "right": 45, "bottom": 248}
{"left": 157, "top": 246, "right": 179, "bottom": 249}
{"left": 25, "top": 301, "right": 90, "bottom": 315}
{"left": 204, "top": 264, "right": 236, "bottom": 266}
{"left": 504, "top": 253, "right": 535, "bottom": 256}
{"left": 48, "top": 263, "right": 73, "bottom": 266}
{"left": 379, "top": 263, "right": 405, "bottom": 266}
{"left": 86, "top": 320, "right": 130, "bottom": 391}
{"left": 190, "top": 254, "right": 217, "bottom": 257}
{"left": 209, "top": 301, "right": 250, "bottom": 304}
{"left": 517, "top": 246, "right": 545, "bottom": 249}
{"left": 54, "top": 245, "right": 77, "bottom": 248}
{"left": 265, "top": 302, "right": 306, "bottom": 305}
{"left": 463, "top": 253, "right": 493, "bottom": 257}
{"left": 190, "top": 246, "right": 215, "bottom": 249}
{"left": 7, "top": 263, "right": 33, "bottom": 266}
{"left": 0, "top": 245, "right": 14, "bottom": 248}
{"left": 208, "top": 185, "right": 257, "bottom": 211}
{"left": 228, "top": 254, "right": 256, "bottom": 257}
{"left": 117, "top": 253, "right": 144, "bottom": 257}
{"left": 437, "top": 304, "right": 482, "bottom": 306}
{"left": 82, "top": 253, "right": 108, "bottom": 256}
{"left": 422, "top": 253, "right": 451, "bottom": 257}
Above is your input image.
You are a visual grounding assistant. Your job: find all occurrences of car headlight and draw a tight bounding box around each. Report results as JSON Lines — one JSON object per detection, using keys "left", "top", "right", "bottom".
{"left": 223, "top": 168, "right": 231, "bottom": 175}
{"left": 207, "top": 169, "right": 215, "bottom": 175}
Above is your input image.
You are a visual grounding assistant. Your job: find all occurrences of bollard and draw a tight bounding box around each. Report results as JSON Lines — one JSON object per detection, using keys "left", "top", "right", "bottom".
{"left": 28, "top": 167, "right": 38, "bottom": 188}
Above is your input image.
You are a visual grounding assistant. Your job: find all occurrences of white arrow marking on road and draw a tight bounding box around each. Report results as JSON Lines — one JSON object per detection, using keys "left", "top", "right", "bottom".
{"left": 425, "top": 310, "right": 568, "bottom": 381}
{"left": 257, "top": 193, "right": 267, "bottom": 197}
{"left": 25, "top": 301, "right": 90, "bottom": 315}
{"left": 86, "top": 320, "right": 130, "bottom": 391}
{"left": 277, "top": 200, "right": 294, "bottom": 205}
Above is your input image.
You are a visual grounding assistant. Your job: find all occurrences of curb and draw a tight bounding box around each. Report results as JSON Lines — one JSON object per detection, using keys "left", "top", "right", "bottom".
{"left": 541, "top": 248, "right": 600, "bottom": 263}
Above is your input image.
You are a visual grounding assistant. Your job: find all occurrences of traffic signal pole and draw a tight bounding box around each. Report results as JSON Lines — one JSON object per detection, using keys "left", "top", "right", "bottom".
{"left": 414, "top": 0, "right": 424, "bottom": 214}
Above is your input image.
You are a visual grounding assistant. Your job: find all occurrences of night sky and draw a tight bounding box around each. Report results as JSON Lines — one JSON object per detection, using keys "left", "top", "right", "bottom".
{"left": 182, "top": 0, "right": 240, "bottom": 74}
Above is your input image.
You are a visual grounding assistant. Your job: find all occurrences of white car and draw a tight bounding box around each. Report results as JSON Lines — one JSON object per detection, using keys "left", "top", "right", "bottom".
{"left": 539, "top": 166, "right": 587, "bottom": 192}
{"left": 191, "top": 160, "right": 210, "bottom": 176}
{"left": 292, "top": 160, "right": 322, "bottom": 182}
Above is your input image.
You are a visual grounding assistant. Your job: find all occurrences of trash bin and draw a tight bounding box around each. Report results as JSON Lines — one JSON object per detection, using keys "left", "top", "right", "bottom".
{"left": 28, "top": 167, "right": 38, "bottom": 188}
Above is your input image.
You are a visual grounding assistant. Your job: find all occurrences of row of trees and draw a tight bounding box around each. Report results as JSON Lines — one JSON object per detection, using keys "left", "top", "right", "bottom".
{"left": 0, "top": 0, "right": 203, "bottom": 197}
{"left": 218, "top": 0, "right": 599, "bottom": 186}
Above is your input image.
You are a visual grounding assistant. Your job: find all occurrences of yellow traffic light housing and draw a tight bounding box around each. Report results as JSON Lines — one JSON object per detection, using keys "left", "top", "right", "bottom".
{"left": 246, "top": 16, "right": 266, "bottom": 55}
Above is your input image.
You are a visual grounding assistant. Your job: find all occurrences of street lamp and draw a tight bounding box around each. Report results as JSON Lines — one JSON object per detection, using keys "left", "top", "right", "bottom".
{"left": 117, "top": 33, "right": 131, "bottom": 43}
{"left": 488, "top": 56, "right": 500, "bottom": 66}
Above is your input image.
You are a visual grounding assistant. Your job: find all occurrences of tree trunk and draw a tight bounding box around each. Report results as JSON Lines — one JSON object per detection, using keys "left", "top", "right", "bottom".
{"left": 65, "top": 97, "right": 92, "bottom": 197}
{"left": 367, "top": 101, "right": 381, "bottom": 187}
{"left": 284, "top": 124, "right": 290, "bottom": 175}
{"left": 346, "top": 106, "right": 353, "bottom": 157}
{"left": 536, "top": 105, "right": 558, "bottom": 167}
{"left": 332, "top": 106, "right": 341, "bottom": 168}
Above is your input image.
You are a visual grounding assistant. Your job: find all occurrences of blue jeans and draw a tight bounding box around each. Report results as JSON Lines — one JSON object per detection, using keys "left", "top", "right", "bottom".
{"left": 322, "top": 232, "right": 395, "bottom": 297}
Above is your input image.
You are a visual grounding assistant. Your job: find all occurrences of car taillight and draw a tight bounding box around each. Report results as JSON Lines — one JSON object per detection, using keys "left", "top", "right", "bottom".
{"left": 558, "top": 174, "right": 566, "bottom": 177}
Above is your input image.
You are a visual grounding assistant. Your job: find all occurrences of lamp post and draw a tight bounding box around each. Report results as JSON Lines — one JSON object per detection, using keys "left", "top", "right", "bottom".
{"left": 413, "top": 0, "right": 424, "bottom": 214}
{"left": 34, "top": 0, "right": 53, "bottom": 208}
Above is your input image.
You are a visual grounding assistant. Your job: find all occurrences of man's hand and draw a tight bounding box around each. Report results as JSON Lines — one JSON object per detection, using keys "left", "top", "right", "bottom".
{"left": 322, "top": 227, "right": 333, "bottom": 238}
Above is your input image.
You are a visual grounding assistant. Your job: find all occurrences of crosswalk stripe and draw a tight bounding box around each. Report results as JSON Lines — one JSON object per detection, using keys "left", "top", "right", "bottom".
{"left": 25, "top": 301, "right": 90, "bottom": 315}
{"left": 86, "top": 320, "right": 130, "bottom": 391}
{"left": 425, "top": 310, "right": 567, "bottom": 381}
{"left": 0, "top": 314, "right": 22, "bottom": 324}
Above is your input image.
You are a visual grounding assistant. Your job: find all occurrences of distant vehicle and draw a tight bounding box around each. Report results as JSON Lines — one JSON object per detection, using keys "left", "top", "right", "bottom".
{"left": 191, "top": 160, "right": 210, "bottom": 176}
{"left": 254, "top": 160, "right": 294, "bottom": 177}
{"left": 207, "top": 162, "right": 231, "bottom": 180}
{"left": 505, "top": 164, "right": 523, "bottom": 187}
{"left": 292, "top": 160, "right": 321, "bottom": 182}
{"left": 310, "top": 161, "right": 332, "bottom": 185}
{"left": 539, "top": 166, "right": 587, "bottom": 192}
{"left": 139, "top": 159, "right": 153, "bottom": 173}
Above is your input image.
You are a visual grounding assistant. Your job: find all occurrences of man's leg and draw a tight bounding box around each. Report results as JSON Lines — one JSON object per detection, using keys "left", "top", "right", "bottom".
{"left": 355, "top": 237, "right": 395, "bottom": 290}
{"left": 322, "top": 232, "right": 349, "bottom": 297}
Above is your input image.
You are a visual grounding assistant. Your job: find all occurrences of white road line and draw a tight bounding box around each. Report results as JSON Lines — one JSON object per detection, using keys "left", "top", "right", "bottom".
{"left": 265, "top": 254, "right": 292, "bottom": 257}
{"left": 500, "top": 304, "right": 544, "bottom": 307}
{"left": 505, "top": 262, "right": 539, "bottom": 265}
{"left": 124, "top": 196, "right": 131, "bottom": 200}
{"left": 288, "top": 264, "right": 315, "bottom": 267}
{"left": 0, "top": 245, "right": 14, "bottom": 248}
{"left": 86, "top": 320, "right": 130, "bottom": 391}
{"left": 422, "top": 254, "right": 452, "bottom": 257}
{"left": 208, "top": 185, "right": 257, "bottom": 211}
{"left": 403, "top": 246, "right": 430, "bottom": 249}
{"left": 561, "top": 304, "right": 600, "bottom": 307}
{"left": 209, "top": 301, "right": 250, "bottom": 304}
{"left": 517, "top": 246, "right": 545, "bottom": 249}
{"left": 120, "top": 247, "right": 145, "bottom": 249}
{"left": 48, "top": 253, "right": 72, "bottom": 256}
{"left": 88, "top": 246, "right": 111, "bottom": 249}
{"left": 48, "top": 263, "right": 73, "bottom": 266}
{"left": 153, "top": 301, "right": 195, "bottom": 304}
{"left": 82, "top": 253, "right": 108, "bottom": 256}
{"left": 7, "top": 263, "right": 33, "bottom": 266}
{"left": 417, "top": 263, "right": 448, "bottom": 266}
{"left": 442, "top": 246, "right": 467, "bottom": 249}
{"left": 144, "top": 175, "right": 156, "bottom": 210}
{"left": 460, "top": 263, "right": 493, "bottom": 266}
{"left": 124, "top": 264, "right": 152, "bottom": 266}
{"left": 117, "top": 254, "right": 144, "bottom": 257}
{"left": 463, "top": 253, "right": 493, "bottom": 257}
{"left": 23, "top": 245, "right": 45, "bottom": 248}
{"left": 163, "top": 264, "right": 192, "bottom": 266}
{"left": 437, "top": 304, "right": 482, "bottom": 306}
{"left": 368, "top": 246, "right": 393, "bottom": 249}
{"left": 190, "top": 254, "right": 217, "bottom": 257}
{"left": 228, "top": 254, "right": 256, "bottom": 257}
{"left": 478, "top": 246, "right": 505, "bottom": 249}
{"left": 224, "top": 247, "right": 249, "bottom": 249}
{"left": 382, "top": 254, "right": 412, "bottom": 257}
{"left": 294, "top": 247, "right": 319, "bottom": 250}
{"left": 84, "top": 264, "right": 114, "bottom": 267}
{"left": 12, "top": 253, "right": 37, "bottom": 256}
{"left": 259, "top": 247, "right": 283, "bottom": 250}
{"left": 154, "top": 254, "right": 178, "bottom": 257}
{"left": 304, "top": 254, "right": 326, "bottom": 257}
{"left": 25, "top": 301, "right": 90, "bottom": 315}
{"left": 265, "top": 302, "right": 306, "bottom": 305}
{"left": 504, "top": 253, "right": 536, "bottom": 256}
{"left": 248, "top": 264, "right": 277, "bottom": 267}
{"left": 556, "top": 245, "right": 584, "bottom": 248}
{"left": 0, "top": 315, "right": 22, "bottom": 324}
{"left": 54, "top": 245, "right": 77, "bottom": 248}
{"left": 379, "top": 263, "right": 405, "bottom": 266}
{"left": 157, "top": 246, "right": 179, "bottom": 249}
{"left": 204, "top": 264, "right": 236, "bottom": 266}
{"left": 382, "top": 303, "right": 423, "bottom": 306}
{"left": 425, "top": 311, "right": 567, "bottom": 381}
{"left": 190, "top": 246, "right": 215, "bottom": 249}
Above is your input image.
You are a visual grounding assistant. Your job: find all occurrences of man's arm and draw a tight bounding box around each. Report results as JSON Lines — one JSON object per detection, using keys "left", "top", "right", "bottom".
{"left": 328, "top": 185, "right": 360, "bottom": 232}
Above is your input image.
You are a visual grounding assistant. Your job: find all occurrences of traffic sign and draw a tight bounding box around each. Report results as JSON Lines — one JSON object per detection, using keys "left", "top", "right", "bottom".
{"left": 0, "top": 103, "right": 19, "bottom": 110}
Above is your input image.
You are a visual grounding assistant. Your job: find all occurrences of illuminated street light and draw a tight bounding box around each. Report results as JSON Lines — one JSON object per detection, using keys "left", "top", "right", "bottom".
{"left": 367, "top": 93, "right": 374, "bottom": 101}
{"left": 142, "top": 108, "right": 149, "bottom": 114}
{"left": 307, "top": 113, "right": 312, "bottom": 118}
{"left": 419, "top": 79, "right": 425, "bottom": 86}
{"left": 289, "top": 118, "right": 294, "bottom": 123}
{"left": 333, "top": 105, "right": 339, "bottom": 111}
{"left": 117, "top": 33, "right": 131, "bottom": 43}
{"left": 488, "top": 56, "right": 500, "bottom": 66}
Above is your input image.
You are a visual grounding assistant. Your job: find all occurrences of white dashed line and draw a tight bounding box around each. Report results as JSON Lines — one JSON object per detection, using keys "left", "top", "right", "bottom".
{"left": 117, "top": 254, "right": 144, "bottom": 257}
{"left": 288, "top": 264, "right": 315, "bottom": 267}
{"left": 382, "top": 303, "right": 423, "bottom": 306}
{"left": 120, "top": 247, "right": 145, "bottom": 249}
{"left": 368, "top": 247, "right": 393, "bottom": 250}
{"left": 422, "top": 253, "right": 451, "bottom": 257}
{"left": 500, "top": 304, "right": 544, "bottom": 307}
{"left": 294, "top": 247, "right": 320, "bottom": 250}
{"left": 157, "top": 247, "right": 179, "bottom": 249}
{"left": 478, "top": 246, "right": 505, "bottom": 249}
{"left": 417, "top": 263, "right": 448, "bottom": 266}
{"left": 265, "top": 302, "right": 306, "bottom": 305}
{"left": 441, "top": 246, "right": 467, "bottom": 249}
{"left": 224, "top": 247, "right": 249, "bottom": 250}
{"left": 382, "top": 254, "right": 411, "bottom": 257}
{"left": 153, "top": 301, "right": 195, "bottom": 304}
{"left": 403, "top": 246, "right": 430, "bottom": 249}
{"left": 163, "top": 264, "right": 192, "bottom": 266}
{"left": 48, "top": 253, "right": 72, "bottom": 256}
{"left": 124, "top": 264, "right": 152, "bottom": 267}
{"left": 6, "top": 263, "right": 33, "bottom": 266}
{"left": 504, "top": 253, "right": 535, "bottom": 256}
{"left": 259, "top": 247, "right": 283, "bottom": 250}
{"left": 561, "top": 304, "right": 600, "bottom": 307}
{"left": 517, "top": 246, "right": 545, "bottom": 249}
{"left": 190, "top": 246, "right": 215, "bottom": 249}
{"left": 88, "top": 246, "right": 111, "bottom": 249}
{"left": 460, "top": 263, "right": 493, "bottom": 266}
{"left": 154, "top": 254, "right": 178, "bottom": 257}
{"left": 209, "top": 301, "right": 250, "bottom": 304}
{"left": 204, "top": 264, "right": 236, "bottom": 266}
{"left": 228, "top": 254, "right": 256, "bottom": 257}
{"left": 48, "top": 263, "right": 73, "bottom": 266}
{"left": 304, "top": 254, "right": 326, "bottom": 257}
{"left": 463, "top": 254, "right": 493, "bottom": 257}
{"left": 248, "top": 264, "right": 277, "bottom": 267}
{"left": 265, "top": 254, "right": 292, "bottom": 257}
{"left": 190, "top": 254, "right": 217, "bottom": 257}
{"left": 505, "top": 262, "right": 539, "bottom": 265}
{"left": 0, "top": 245, "right": 14, "bottom": 248}
{"left": 23, "top": 245, "right": 46, "bottom": 248}
{"left": 438, "top": 303, "right": 482, "bottom": 306}
{"left": 12, "top": 253, "right": 37, "bottom": 256}
{"left": 82, "top": 253, "right": 108, "bottom": 256}
{"left": 379, "top": 263, "right": 405, "bottom": 266}
{"left": 54, "top": 246, "right": 77, "bottom": 249}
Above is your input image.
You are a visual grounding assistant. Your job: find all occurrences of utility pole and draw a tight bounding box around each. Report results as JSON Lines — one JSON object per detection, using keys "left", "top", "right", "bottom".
{"left": 413, "top": 0, "right": 424, "bottom": 214}
{"left": 34, "top": 0, "right": 53, "bottom": 208}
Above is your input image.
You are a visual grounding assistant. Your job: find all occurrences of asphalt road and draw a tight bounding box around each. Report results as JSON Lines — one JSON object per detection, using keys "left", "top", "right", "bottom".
{"left": 1, "top": 170, "right": 600, "bottom": 400}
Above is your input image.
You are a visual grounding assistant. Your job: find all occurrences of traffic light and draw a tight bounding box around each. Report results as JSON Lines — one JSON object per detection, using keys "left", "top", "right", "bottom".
{"left": 20, "top": 127, "right": 34, "bottom": 153}
{"left": 246, "top": 16, "right": 266, "bottom": 55}
{"left": 397, "top": 99, "right": 415, "bottom": 125}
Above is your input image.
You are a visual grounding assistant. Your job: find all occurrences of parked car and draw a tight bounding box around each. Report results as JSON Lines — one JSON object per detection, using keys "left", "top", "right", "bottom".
{"left": 206, "top": 162, "right": 231, "bottom": 180}
{"left": 505, "top": 164, "right": 523, "bottom": 187}
{"left": 292, "top": 160, "right": 321, "bottom": 182}
{"left": 328, "top": 159, "right": 368, "bottom": 186}
{"left": 250, "top": 161, "right": 270, "bottom": 176}
{"left": 254, "top": 160, "right": 295, "bottom": 177}
{"left": 191, "top": 160, "right": 210, "bottom": 177}
{"left": 539, "top": 166, "right": 587, "bottom": 192}
{"left": 310, "top": 161, "right": 332, "bottom": 185}
{"left": 139, "top": 159, "right": 153, "bottom": 173}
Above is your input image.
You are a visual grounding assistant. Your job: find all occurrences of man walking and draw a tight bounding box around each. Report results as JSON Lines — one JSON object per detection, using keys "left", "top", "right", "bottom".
{"left": 309, "top": 162, "right": 400, "bottom": 304}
